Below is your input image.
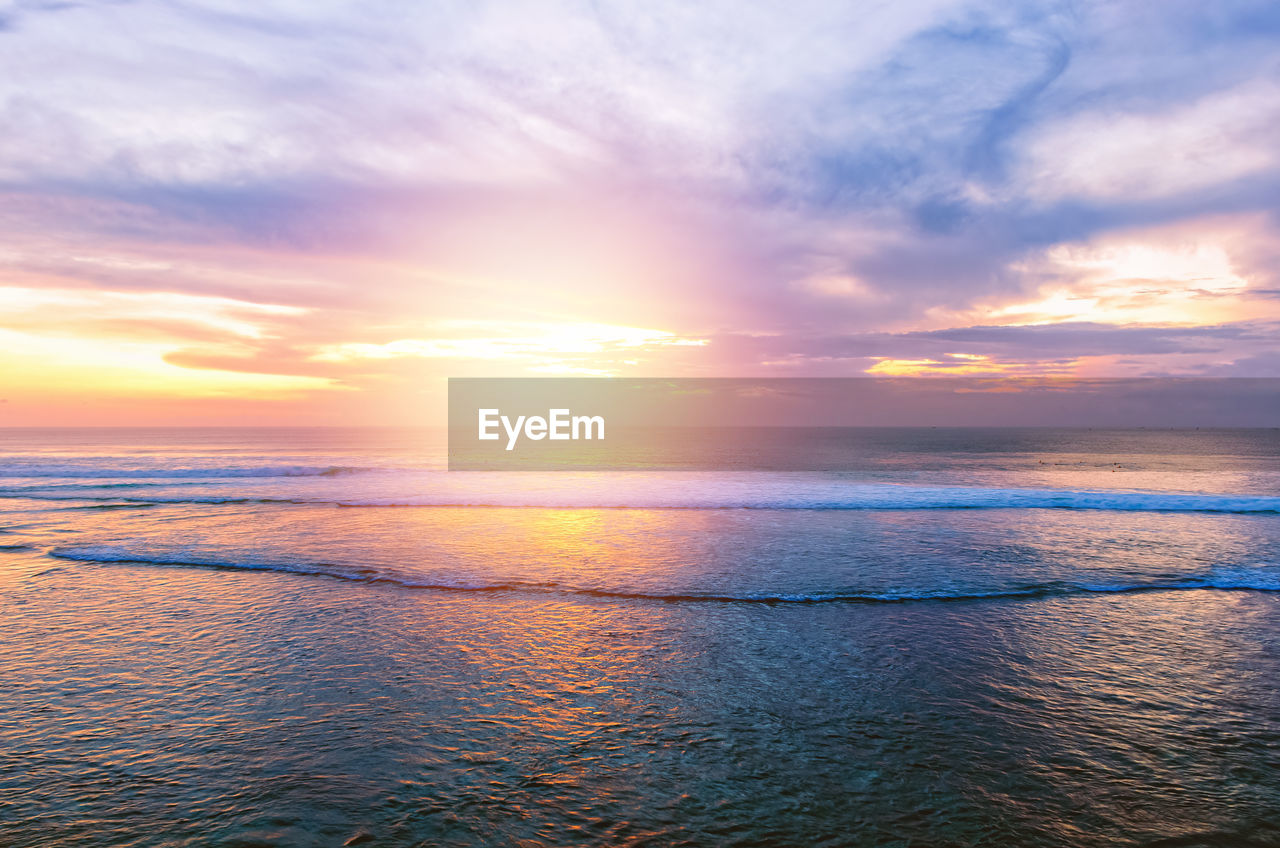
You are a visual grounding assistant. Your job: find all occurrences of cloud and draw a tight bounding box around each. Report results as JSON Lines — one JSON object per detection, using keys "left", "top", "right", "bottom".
{"left": 710, "top": 320, "right": 1280, "bottom": 376}
{"left": 1018, "top": 78, "right": 1280, "bottom": 203}
{"left": 1, "top": 0, "right": 1279, "bottom": 421}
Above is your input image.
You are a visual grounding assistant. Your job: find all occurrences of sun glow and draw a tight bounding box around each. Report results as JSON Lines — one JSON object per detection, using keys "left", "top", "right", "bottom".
{"left": 312, "top": 322, "right": 708, "bottom": 374}
{"left": 0, "top": 328, "right": 332, "bottom": 398}
{"left": 976, "top": 236, "right": 1264, "bottom": 328}
{"left": 865, "top": 353, "right": 1072, "bottom": 377}
{"left": 0, "top": 285, "right": 306, "bottom": 339}
{"left": 0, "top": 286, "right": 330, "bottom": 411}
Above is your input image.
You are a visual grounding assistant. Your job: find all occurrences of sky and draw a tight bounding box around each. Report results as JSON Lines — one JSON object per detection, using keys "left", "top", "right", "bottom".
{"left": 0, "top": 0, "right": 1278, "bottom": 424}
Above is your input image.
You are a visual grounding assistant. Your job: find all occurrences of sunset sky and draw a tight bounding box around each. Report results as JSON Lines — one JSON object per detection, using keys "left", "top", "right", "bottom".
{"left": 1, "top": 0, "right": 1278, "bottom": 424}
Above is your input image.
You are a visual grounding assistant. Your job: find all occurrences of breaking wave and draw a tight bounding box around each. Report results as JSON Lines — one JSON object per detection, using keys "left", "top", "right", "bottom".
{"left": 5, "top": 483, "right": 1280, "bottom": 513}
{"left": 46, "top": 546, "right": 1280, "bottom": 601}
{"left": 0, "top": 464, "right": 377, "bottom": 479}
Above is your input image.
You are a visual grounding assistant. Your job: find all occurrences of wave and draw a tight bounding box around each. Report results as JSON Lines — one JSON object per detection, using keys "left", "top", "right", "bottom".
{"left": 7, "top": 485, "right": 1280, "bottom": 513}
{"left": 46, "top": 546, "right": 1280, "bottom": 601}
{"left": 328, "top": 487, "right": 1280, "bottom": 513}
{"left": 0, "top": 464, "right": 377, "bottom": 479}
{"left": 0, "top": 495, "right": 310, "bottom": 505}
{"left": 57, "top": 502, "right": 158, "bottom": 511}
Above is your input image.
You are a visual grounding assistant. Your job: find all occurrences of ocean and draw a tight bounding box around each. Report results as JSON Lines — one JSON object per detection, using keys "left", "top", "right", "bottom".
{"left": 2, "top": 427, "right": 1278, "bottom": 847}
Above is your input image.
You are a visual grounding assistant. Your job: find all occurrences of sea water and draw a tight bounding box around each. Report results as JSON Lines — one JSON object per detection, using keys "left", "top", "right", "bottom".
{"left": 1, "top": 427, "right": 1278, "bottom": 846}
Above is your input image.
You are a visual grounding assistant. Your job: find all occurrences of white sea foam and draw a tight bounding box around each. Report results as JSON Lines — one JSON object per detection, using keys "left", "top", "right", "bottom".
{"left": 325, "top": 482, "right": 1280, "bottom": 513}
{"left": 0, "top": 464, "right": 375, "bottom": 479}
{"left": 6, "top": 474, "right": 1280, "bottom": 513}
